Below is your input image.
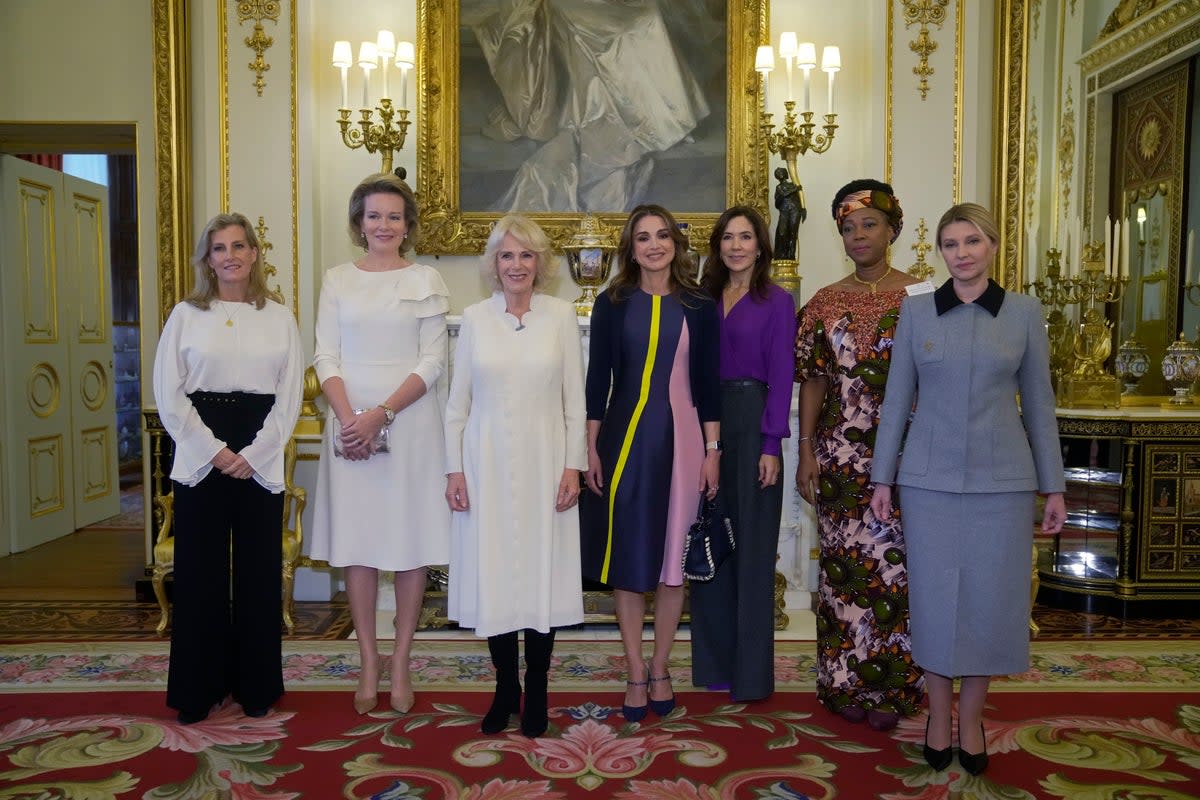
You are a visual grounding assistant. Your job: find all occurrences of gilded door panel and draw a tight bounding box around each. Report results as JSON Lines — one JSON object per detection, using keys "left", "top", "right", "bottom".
{"left": 64, "top": 173, "right": 119, "bottom": 527}
{"left": 18, "top": 179, "right": 57, "bottom": 342}
{"left": 1, "top": 155, "right": 76, "bottom": 551}
{"left": 28, "top": 435, "right": 65, "bottom": 517}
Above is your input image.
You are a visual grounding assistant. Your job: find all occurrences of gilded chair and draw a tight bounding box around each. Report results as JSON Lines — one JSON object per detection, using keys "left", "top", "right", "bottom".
{"left": 152, "top": 437, "right": 306, "bottom": 636}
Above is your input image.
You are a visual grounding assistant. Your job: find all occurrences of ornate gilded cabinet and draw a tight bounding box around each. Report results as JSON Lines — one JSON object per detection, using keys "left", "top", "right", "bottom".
{"left": 1041, "top": 408, "right": 1200, "bottom": 616}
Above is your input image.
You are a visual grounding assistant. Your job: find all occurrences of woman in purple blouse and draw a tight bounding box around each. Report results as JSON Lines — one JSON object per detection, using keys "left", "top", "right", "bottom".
{"left": 690, "top": 206, "right": 796, "bottom": 701}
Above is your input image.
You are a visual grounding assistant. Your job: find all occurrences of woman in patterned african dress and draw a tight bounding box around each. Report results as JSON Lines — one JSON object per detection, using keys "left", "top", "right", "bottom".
{"left": 794, "top": 179, "right": 926, "bottom": 731}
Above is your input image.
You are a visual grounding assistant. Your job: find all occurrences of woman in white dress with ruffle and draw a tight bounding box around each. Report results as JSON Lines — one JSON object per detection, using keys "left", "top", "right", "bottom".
{"left": 310, "top": 173, "right": 451, "bottom": 715}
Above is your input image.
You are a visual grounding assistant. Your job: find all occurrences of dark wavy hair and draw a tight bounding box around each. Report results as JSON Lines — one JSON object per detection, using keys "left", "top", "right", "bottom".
{"left": 606, "top": 204, "right": 703, "bottom": 303}
{"left": 700, "top": 206, "right": 775, "bottom": 301}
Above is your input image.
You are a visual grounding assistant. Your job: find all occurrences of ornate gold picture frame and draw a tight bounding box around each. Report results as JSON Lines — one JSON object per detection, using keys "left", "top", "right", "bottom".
{"left": 415, "top": 0, "right": 769, "bottom": 255}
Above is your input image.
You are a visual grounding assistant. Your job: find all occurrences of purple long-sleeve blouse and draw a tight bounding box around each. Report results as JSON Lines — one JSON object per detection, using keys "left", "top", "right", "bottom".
{"left": 717, "top": 283, "right": 797, "bottom": 456}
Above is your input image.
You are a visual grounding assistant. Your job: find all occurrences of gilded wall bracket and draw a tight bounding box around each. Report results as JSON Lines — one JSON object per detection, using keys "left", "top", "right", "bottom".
{"left": 237, "top": 0, "right": 280, "bottom": 97}
{"left": 902, "top": 0, "right": 949, "bottom": 100}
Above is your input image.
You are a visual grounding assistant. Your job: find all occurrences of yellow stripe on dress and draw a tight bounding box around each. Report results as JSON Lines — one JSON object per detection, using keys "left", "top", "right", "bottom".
{"left": 601, "top": 295, "right": 661, "bottom": 582}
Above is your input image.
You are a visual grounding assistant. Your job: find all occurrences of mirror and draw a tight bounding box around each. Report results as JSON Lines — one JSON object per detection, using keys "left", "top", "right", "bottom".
{"left": 999, "top": 1, "right": 1200, "bottom": 391}
{"left": 1122, "top": 184, "right": 1170, "bottom": 393}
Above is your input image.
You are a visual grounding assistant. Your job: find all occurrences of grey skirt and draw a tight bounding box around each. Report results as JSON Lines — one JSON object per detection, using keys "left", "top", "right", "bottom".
{"left": 899, "top": 486, "right": 1036, "bottom": 677}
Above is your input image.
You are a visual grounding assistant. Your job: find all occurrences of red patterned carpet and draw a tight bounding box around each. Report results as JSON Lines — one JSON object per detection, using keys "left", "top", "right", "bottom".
{"left": 2, "top": 688, "right": 1198, "bottom": 798}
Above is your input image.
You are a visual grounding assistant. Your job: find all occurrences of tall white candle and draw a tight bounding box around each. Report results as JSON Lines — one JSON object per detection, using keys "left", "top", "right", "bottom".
{"left": 332, "top": 41, "right": 353, "bottom": 109}
{"left": 1188, "top": 229, "right": 1196, "bottom": 285}
{"left": 400, "top": 67, "right": 409, "bottom": 109}
{"left": 1121, "top": 217, "right": 1130, "bottom": 279}
{"left": 802, "top": 68, "right": 811, "bottom": 112}
{"left": 1111, "top": 220, "right": 1120, "bottom": 278}
{"left": 1104, "top": 215, "right": 1112, "bottom": 277}
{"left": 340, "top": 68, "right": 349, "bottom": 109}
{"left": 785, "top": 61, "right": 794, "bottom": 102}
{"left": 1074, "top": 217, "right": 1083, "bottom": 276}
{"left": 827, "top": 71, "right": 835, "bottom": 114}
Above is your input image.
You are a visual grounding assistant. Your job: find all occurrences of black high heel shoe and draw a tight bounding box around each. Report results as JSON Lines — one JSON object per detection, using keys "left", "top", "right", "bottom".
{"left": 622, "top": 677, "right": 649, "bottom": 722}
{"left": 958, "top": 723, "right": 989, "bottom": 776}
{"left": 922, "top": 717, "right": 953, "bottom": 771}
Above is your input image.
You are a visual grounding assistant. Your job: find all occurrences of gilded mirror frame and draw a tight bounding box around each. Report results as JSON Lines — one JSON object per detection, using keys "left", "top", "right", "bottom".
{"left": 995, "top": 0, "right": 1200, "bottom": 299}
{"left": 414, "top": 0, "right": 770, "bottom": 255}
{"left": 152, "top": 0, "right": 192, "bottom": 329}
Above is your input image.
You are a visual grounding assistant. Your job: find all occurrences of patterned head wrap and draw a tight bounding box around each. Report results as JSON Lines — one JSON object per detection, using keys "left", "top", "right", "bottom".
{"left": 834, "top": 189, "right": 904, "bottom": 242}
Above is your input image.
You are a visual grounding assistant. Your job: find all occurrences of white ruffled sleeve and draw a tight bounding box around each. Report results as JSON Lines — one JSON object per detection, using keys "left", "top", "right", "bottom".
{"left": 239, "top": 305, "right": 305, "bottom": 492}
{"left": 408, "top": 265, "right": 451, "bottom": 390}
{"left": 151, "top": 304, "right": 224, "bottom": 486}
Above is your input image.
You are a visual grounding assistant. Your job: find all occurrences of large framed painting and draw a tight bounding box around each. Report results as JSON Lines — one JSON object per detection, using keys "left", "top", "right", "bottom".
{"left": 416, "top": 0, "right": 769, "bottom": 254}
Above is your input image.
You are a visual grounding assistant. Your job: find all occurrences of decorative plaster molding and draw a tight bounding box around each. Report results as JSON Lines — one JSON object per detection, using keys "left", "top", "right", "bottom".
{"left": 902, "top": 0, "right": 949, "bottom": 100}
{"left": 236, "top": 0, "right": 280, "bottom": 97}
{"left": 1057, "top": 82, "right": 1075, "bottom": 225}
{"left": 1025, "top": 100, "right": 1039, "bottom": 229}
{"left": 907, "top": 218, "right": 935, "bottom": 280}
{"left": 255, "top": 216, "right": 285, "bottom": 303}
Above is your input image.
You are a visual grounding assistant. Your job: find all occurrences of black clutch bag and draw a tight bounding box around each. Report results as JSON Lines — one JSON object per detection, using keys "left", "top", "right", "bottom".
{"left": 682, "top": 491, "right": 735, "bottom": 582}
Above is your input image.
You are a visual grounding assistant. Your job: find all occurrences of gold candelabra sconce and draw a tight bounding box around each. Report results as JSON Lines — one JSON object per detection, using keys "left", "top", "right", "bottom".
{"left": 331, "top": 32, "right": 415, "bottom": 174}
{"left": 1055, "top": 242, "right": 1129, "bottom": 409}
{"left": 755, "top": 34, "right": 840, "bottom": 298}
{"left": 1026, "top": 247, "right": 1083, "bottom": 390}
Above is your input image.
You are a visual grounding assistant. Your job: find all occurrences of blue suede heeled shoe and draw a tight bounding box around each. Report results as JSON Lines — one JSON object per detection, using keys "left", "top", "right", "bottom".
{"left": 648, "top": 673, "right": 676, "bottom": 716}
{"left": 622, "top": 676, "right": 648, "bottom": 722}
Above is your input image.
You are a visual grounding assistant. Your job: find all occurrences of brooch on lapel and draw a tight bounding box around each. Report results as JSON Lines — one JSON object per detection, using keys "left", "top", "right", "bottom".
{"left": 923, "top": 340, "right": 934, "bottom": 353}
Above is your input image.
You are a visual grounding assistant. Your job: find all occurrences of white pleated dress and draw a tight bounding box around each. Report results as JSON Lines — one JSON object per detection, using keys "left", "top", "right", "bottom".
{"left": 310, "top": 262, "right": 451, "bottom": 571}
{"left": 444, "top": 294, "right": 587, "bottom": 636}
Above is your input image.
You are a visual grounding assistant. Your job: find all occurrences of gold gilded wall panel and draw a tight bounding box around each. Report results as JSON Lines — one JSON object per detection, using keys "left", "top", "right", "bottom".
{"left": 71, "top": 193, "right": 106, "bottom": 342}
{"left": 18, "top": 180, "right": 58, "bottom": 342}
{"left": 28, "top": 434, "right": 65, "bottom": 518}
{"left": 152, "top": 0, "right": 192, "bottom": 325}
{"left": 79, "top": 427, "right": 113, "bottom": 500}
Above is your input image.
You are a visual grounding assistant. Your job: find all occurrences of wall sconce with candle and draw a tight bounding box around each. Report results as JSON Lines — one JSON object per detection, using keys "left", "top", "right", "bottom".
{"left": 332, "top": 30, "right": 415, "bottom": 174}
{"left": 756, "top": 33, "right": 840, "bottom": 295}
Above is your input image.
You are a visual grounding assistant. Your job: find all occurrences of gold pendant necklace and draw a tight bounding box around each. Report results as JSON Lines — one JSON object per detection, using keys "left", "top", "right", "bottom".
{"left": 219, "top": 301, "right": 244, "bottom": 327}
{"left": 852, "top": 267, "right": 891, "bottom": 294}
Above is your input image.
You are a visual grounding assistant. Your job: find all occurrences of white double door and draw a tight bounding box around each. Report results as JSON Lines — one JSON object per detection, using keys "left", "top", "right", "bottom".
{"left": 0, "top": 154, "right": 120, "bottom": 555}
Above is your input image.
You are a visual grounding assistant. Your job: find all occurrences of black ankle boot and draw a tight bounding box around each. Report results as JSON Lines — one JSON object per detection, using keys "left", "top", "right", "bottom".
{"left": 520, "top": 629, "right": 556, "bottom": 738}
{"left": 482, "top": 632, "right": 521, "bottom": 734}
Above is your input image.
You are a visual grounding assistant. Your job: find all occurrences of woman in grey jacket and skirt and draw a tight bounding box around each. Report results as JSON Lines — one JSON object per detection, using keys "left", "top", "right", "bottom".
{"left": 869, "top": 203, "right": 1066, "bottom": 776}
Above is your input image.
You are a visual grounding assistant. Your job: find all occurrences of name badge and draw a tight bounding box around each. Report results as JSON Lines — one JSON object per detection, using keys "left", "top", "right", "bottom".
{"left": 906, "top": 281, "right": 935, "bottom": 296}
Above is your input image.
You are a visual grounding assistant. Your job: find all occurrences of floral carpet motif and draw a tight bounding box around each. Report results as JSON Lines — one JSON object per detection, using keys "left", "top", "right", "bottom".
{"left": 2, "top": 640, "right": 1199, "bottom": 693}
{"left": 0, "top": 690, "right": 1197, "bottom": 799}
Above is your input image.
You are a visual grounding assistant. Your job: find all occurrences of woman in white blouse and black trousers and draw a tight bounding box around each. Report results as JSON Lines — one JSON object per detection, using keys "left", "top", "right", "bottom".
{"left": 153, "top": 212, "right": 303, "bottom": 724}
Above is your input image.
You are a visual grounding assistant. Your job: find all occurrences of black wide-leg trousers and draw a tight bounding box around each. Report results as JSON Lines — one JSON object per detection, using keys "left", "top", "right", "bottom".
{"left": 166, "top": 391, "right": 284, "bottom": 715}
{"left": 689, "top": 381, "right": 785, "bottom": 701}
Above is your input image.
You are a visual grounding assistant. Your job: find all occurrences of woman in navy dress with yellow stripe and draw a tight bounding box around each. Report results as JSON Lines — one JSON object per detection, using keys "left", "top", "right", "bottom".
{"left": 581, "top": 204, "right": 721, "bottom": 722}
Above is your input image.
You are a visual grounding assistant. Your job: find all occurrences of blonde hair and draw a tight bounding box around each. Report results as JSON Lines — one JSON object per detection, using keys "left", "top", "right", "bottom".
{"left": 480, "top": 214, "right": 560, "bottom": 292}
{"left": 184, "top": 212, "right": 277, "bottom": 310}
{"left": 348, "top": 172, "right": 419, "bottom": 253}
{"left": 936, "top": 202, "right": 1000, "bottom": 249}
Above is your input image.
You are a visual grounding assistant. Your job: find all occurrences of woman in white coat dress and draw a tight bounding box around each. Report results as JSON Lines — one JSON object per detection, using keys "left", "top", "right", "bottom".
{"left": 310, "top": 173, "right": 451, "bottom": 716}
{"left": 870, "top": 203, "right": 1066, "bottom": 776}
{"left": 153, "top": 212, "right": 303, "bottom": 724}
{"left": 445, "top": 214, "right": 586, "bottom": 738}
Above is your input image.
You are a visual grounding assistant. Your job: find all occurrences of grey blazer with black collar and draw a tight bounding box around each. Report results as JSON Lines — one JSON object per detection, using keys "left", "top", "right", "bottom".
{"left": 870, "top": 283, "right": 1065, "bottom": 495}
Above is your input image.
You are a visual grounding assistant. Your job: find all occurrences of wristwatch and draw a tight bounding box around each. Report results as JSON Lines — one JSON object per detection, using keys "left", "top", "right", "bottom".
{"left": 705, "top": 440, "right": 722, "bottom": 452}
{"left": 377, "top": 403, "right": 396, "bottom": 426}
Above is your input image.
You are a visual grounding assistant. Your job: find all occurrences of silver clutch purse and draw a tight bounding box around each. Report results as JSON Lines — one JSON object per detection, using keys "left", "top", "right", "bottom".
{"left": 332, "top": 409, "right": 390, "bottom": 457}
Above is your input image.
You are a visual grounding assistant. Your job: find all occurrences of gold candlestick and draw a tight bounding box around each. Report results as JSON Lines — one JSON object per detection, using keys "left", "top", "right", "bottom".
{"left": 1058, "top": 243, "right": 1129, "bottom": 408}
{"left": 761, "top": 100, "right": 838, "bottom": 294}
{"left": 336, "top": 97, "right": 410, "bottom": 174}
